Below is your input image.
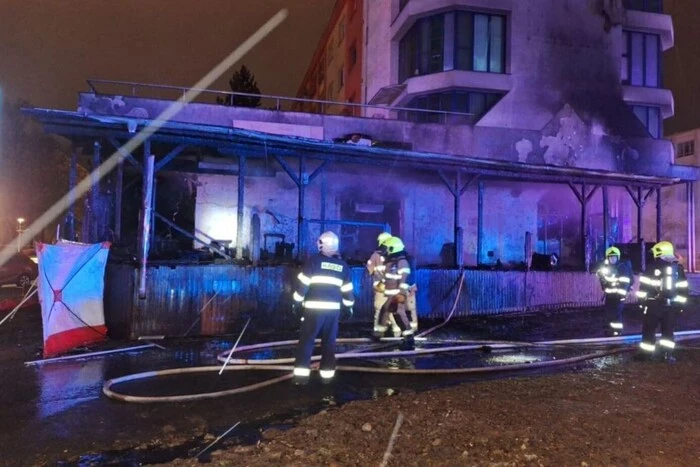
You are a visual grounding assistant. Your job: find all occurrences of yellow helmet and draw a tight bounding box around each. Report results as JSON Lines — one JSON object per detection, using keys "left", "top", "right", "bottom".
{"left": 651, "top": 241, "right": 674, "bottom": 258}
{"left": 377, "top": 232, "right": 392, "bottom": 247}
{"left": 605, "top": 246, "right": 621, "bottom": 258}
{"left": 384, "top": 236, "right": 405, "bottom": 254}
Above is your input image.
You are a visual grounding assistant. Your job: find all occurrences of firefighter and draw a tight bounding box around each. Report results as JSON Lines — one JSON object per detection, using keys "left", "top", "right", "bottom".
{"left": 596, "top": 246, "right": 633, "bottom": 336}
{"left": 292, "top": 231, "right": 355, "bottom": 385}
{"left": 635, "top": 241, "right": 688, "bottom": 362}
{"left": 375, "top": 236, "right": 418, "bottom": 351}
{"left": 367, "top": 232, "right": 401, "bottom": 338}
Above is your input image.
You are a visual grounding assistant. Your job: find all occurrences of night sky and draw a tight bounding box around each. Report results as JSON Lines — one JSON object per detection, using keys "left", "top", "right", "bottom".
{"left": 0, "top": 0, "right": 334, "bottom": 111}
{"left": 0, "top": 0, "right": 698, "bottom": 132}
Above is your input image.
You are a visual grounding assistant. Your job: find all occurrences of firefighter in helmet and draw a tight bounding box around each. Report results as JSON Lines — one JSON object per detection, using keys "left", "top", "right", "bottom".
{"left": 596, "top": 246, "right": 633, "bottom": 336}
{"left": 375, "top": 236, "right": 418, "bottom": 350}
{"left": 635, "top": 241, "right": 688, "bottom": 362}
{"left": 292, "top": 231, "right": 355, "bottom": 385}
{"left": 367, "top": 232, "right": 401, "bottom": 338}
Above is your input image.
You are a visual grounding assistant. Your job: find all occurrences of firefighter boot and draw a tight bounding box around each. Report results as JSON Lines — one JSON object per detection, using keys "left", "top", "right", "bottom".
{"left": 662, "top": 350, "right": 677, "bottom": 364}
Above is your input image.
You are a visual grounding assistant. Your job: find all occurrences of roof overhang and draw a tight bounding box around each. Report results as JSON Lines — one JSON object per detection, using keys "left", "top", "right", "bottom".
{"left": 24, "top": 108, "right": 691, "bottom": 187}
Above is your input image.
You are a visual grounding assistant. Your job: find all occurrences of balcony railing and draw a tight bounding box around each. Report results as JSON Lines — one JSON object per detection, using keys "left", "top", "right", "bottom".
{"left": 623, "top": 0, "right": 663, "bottom": 13}
{"left": 85, "top": 79, "right": 476, "bottom": 125}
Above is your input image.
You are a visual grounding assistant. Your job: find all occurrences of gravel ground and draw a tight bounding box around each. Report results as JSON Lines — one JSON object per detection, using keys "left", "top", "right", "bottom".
{"left": 160, "top": 346, "right": 700, "bottom": 467}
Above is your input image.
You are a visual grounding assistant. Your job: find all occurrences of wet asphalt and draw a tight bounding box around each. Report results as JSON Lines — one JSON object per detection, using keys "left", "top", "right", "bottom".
{"left": 1, "top": 285, "right": 699, "bottom": 466}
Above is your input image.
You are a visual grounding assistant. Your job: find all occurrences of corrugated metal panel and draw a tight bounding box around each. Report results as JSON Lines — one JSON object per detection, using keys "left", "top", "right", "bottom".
{"left": 525, "top": 271, "right": 602, "bottom": 311}
{"left": 687, "top": 273, "right": 700, "bottom": 296}
{"left": 105, "top": 265, "right": 613, "bottom": 337}
{"left": 103, "top": 264, "right": 135, "bottom": 339}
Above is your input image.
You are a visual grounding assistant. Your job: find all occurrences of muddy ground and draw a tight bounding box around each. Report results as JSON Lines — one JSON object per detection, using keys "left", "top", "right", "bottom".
{"left": 2, "top": 283, "right": 700, "bottom": 466}
{"left": 161, "top": 348, "right": 700, "bottom": 467}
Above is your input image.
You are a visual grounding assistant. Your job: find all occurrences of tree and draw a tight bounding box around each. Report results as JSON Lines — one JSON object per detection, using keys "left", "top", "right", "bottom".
{"left": 217, "top": 65, "right": 262, "bottom": 108}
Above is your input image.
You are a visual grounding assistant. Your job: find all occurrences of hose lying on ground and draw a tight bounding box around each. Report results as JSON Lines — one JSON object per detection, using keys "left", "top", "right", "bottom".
{"left": 103, "top": 269, "right": 700, "bottom": 403}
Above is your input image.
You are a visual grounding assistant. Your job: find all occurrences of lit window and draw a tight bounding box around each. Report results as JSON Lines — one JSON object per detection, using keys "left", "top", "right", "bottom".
{"left": 399, "top": 11, "right": 506, "bottom": 83}
{"left": 622, "top": 30, "right": 660, "bottom": 87}
{"left": 632, "top": 105, "right": 660, "bottom": 138}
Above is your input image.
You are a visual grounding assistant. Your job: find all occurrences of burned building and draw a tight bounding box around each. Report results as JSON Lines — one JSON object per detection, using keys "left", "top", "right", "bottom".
{"left": 26, "top": 0, "right": 698, "bottom": 337}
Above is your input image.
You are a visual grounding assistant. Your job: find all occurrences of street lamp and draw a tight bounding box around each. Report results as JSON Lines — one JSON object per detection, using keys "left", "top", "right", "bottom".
{"left": 16, "top": 218, "right": 25, "bottom": 253}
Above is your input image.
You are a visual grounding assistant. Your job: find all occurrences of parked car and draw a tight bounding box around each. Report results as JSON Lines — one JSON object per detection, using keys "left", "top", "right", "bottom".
{"left": 0, "top": 253, "right": 38, "bottom": 288}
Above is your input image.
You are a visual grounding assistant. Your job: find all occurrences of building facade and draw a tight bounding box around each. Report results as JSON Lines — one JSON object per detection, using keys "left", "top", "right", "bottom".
{"left": 648, "top": 127, "right": 700, "bottom": 266}
{"left": 295, "top": 0, "right": 364, "bottom": 114}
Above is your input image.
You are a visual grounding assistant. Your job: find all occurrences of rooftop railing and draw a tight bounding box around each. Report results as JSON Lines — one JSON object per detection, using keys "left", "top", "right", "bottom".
{"left": 85, "top": 79, "right": 476, "bottom": 125}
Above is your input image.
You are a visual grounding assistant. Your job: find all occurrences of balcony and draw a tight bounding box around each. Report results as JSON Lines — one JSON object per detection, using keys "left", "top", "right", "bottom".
{"left": 621, "top": 85, "right": 674, "bottom": 118}
{"left": 622, "top": 4, "right": 673, "bottom": 51}
{"left": 391, "top": 0, "right": 512, "bottom": 40}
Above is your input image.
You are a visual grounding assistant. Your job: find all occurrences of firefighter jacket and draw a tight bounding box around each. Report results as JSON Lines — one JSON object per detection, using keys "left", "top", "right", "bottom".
{"left": 382, "top": 253, "right": 412, "bottom": 298}
{"left": 596, "top": 259, "right": 633, "bottom": 298}
{"left": 293, "top": 253, "right": 355, "bottom": 311}
{"left": 366, "top": 250, "right": 386, "bottom": 290}
{"left": 636, "top": 258, "right": 688, "bottom": 306}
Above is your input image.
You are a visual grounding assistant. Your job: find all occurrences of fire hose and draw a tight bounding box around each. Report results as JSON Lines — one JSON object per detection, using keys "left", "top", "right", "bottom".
{"left": 103, "top": 271, "right": 700, "bottom": 403}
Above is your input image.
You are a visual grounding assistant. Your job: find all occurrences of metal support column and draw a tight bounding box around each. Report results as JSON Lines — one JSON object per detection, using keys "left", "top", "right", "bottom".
{"left": 90, "top": 141, "right": 101, "bottom": 242}
{"left": 236, "top": 155, "right": 246, "bottom": 260}
{"left": 150, "top": 176, "right": 157, "bottom": 250}
{"left": 582, "top": 183, "right": 589, "bottom": 272}
{"left": 298, "top": 157, "right": 307, "bottom": 260}
{"left": 320, "top": 170, "right": 327, "bottom": 233}
{"left": 66, "top": 147, "right": 78, "bottom": 241}
{"left": 114, "top": 159, "right": 123, "bottom": 242}
{"left": 687, "top": 182, "right": 697, "bottom": 272}
{"left": 602, "top": 185, "right": 609, "bottom": 252}
{"left": 137, "top": 141, "right": 154, "bottom": 299}
{"left": 568, "top": 182, "right": 599, "bottom": 272}
{"left": 477, "top": 180, "right": 484, "bottom": 266}
{"left": 656, "top": 187, "right": 662, "bottom": 243}
{"left": 437, "top": 170, "right": 475, "bottom": 268}
{"left": 625, "top": 186, "right": 655, "bottom": 271}
{"left": 274, "top": 156, "right": 329, "bottom": 261}
{"left": 637, "top": 187, "right": 643, "bottom": 243}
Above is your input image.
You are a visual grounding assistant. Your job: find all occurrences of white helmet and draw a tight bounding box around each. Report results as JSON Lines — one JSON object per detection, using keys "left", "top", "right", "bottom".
{"left": 318, "top": 231, "right": 339, "bottom": 256}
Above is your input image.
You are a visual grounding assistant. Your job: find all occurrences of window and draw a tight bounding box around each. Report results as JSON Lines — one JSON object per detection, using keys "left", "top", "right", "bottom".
{"left": 399, "top": 11, "right": 506, "bottom": 82}
{"left": 623, "top": 0, "right": 663, "bottom": 13}
{"left": 339, "top": 67, "right": 344, "bottom": 88}
{"left": 632, "top": 105, "right": 660, "bottom": 138}
{"left": 349, "top": 42, "right": 357, "bottom": 70}
{"left": 456, "top": 12, "right": 505, "bottom": 73}
{"left": 401, "top": 90, "right": 503, "bottom": 123}
{"left": 677, "top": 141, "right": 695, "bottom": 158}
{"left": 399, "top": 15, "right": 445, "bottom": 82}
{"left": 622, "top": 31, "right": 660, "bottom": 87}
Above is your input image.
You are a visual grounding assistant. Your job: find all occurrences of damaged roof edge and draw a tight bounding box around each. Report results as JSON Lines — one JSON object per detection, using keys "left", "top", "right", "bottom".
{"left": 23, "top": 108, "right": 695, "bottom": 185}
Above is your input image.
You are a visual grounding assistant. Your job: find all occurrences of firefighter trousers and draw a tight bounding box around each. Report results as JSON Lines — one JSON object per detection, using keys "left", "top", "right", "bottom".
{"left": 641, "top": 302, "right": 677, "bottom": 352}
{"left": 603, "top": 295, "right": 624, "bottom": 332}
{"left": 294, "top": 310, "right": 339, "bottom": 380}
{"left": 373, "top": 292, "right": 400, "bottom": 337}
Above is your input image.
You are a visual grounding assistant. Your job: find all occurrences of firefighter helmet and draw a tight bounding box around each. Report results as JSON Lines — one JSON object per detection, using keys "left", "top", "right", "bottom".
{"left": 651, "top": 241, "right": 674, "bottom": 258}
{"left": 377, "top": 232, "right": 392, "bottom": 246}
{"left": 384, "top": 236, "right": 405, "bottom": 255}
{"left": 605, "top": 246, "right": 621, "bottom": 258}
{"left": 318, "top": 231, "right": 339, "bottom": 256}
